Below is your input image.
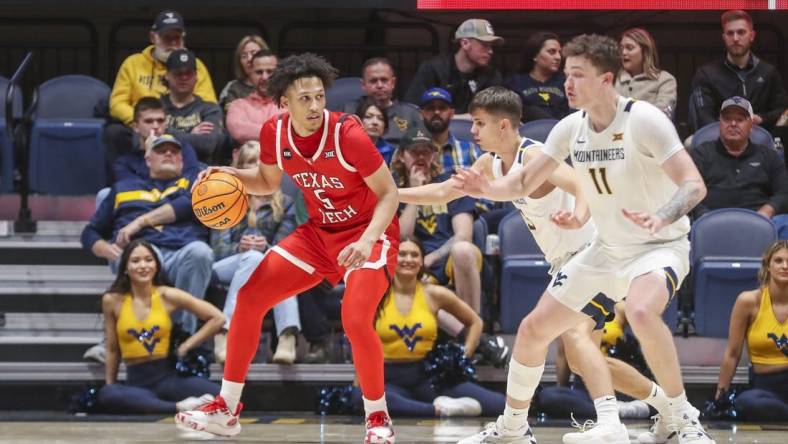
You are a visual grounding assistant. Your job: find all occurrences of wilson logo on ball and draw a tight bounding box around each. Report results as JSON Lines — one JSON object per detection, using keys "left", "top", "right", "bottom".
{"left": 194, "top": 202, "right": 226, "bottom": 217}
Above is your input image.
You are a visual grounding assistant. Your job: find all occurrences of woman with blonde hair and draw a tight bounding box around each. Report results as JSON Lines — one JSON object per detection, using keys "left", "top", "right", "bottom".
{"left": 615, "top": 28, "right": 677, "bottom": 118}
{"left": 210, "top": 140, "right": 301, "bottom": 364}
{"left": 716, "top": 240, "right": 788, "bottom": 421}
{"left": 219, "top": 35, "right": 269, "bottom": 111}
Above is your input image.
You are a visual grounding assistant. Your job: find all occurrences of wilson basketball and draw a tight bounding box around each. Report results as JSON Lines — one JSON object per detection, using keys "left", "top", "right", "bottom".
{"left": 192, "top": 172, "right": 248, "bottom": 229}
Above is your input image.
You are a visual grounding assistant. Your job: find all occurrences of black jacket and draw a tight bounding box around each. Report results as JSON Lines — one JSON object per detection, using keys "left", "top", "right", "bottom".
{"left": 404, "top": 54, "right": 503, "bottom": 114}
{"left": 690, "top": 54, "right": 787, "bottom": 131}
{"left": 690, "top": 139, "right": 788, "bottom": 218}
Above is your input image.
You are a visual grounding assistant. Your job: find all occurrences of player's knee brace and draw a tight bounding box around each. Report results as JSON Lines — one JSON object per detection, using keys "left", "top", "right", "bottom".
{"left": 506, "top": 358, "right": 544, "bottom": 401}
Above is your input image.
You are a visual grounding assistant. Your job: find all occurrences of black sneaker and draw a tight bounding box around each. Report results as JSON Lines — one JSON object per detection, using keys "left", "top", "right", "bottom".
{"left": 476, "top": 334, "right": 510, "bottom": 368}
{"left": 302, "top": 342, "right": 330, "bottom": 364}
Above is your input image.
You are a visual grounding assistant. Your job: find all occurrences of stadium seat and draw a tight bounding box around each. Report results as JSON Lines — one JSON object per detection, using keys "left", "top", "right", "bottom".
{"left": 519, "top": 119, "right": 558, "bottom": 143}
{"left": 449, "top": 118, "right": 473, "bottom": 142}
{"left": 498, "top": 211, "right": 551, "bottom": 333}
{"left": 29, "top": 75, "right": 110, "bottom": 195}
{"left": 0, "top": 76, "right": 22, "bottom": 193}
{"left": 690, "top": 122, "right": 775, "bottom": 150}
{"left": 325, "top": 77, "right": 363, "bottom": 112}
{"left": 690, "top": 208, "right": 776, "bottom": 337}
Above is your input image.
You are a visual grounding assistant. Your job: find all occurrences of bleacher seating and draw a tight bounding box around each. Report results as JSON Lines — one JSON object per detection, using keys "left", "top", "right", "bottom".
{"left": 690, "top": 121, "right": 775, "bottom": 150}
{"left": 449, "top": 118, "right": 473, "bottom": 142}
{"left": 497, "top": 211, "right": 551, "bottom": 333}
{"left": 519, "top": 119, "right": 558, "bottom": 143}
{"left": 690, "top": 208, "right": 777, "bottom": 337}
{"left": 29, "top": 75, "right": 110, "bottom": 195}
{"left": 0, "top": 76, "right": 22, "bottom": 193}
{"left": 325, "top": 76, "right": 364, "bottom": 112}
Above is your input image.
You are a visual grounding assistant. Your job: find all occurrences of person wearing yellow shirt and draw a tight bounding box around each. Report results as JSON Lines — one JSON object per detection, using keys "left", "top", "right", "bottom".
{"left": 717, "top": 240, "right": 788, "bottom": 421}
{"left": 105, "top": 10, "right": 216, "bottom": 180}
{"left": 97, "top": 239, "right": 224, "bottom": 414}
{"left": 351, "top": 235, "right": 506, "bottom": 417}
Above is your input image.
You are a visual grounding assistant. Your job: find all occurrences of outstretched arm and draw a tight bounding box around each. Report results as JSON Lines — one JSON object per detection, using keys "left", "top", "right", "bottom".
{"left": 453, "top": 151, "right": 560, "bottom": 201}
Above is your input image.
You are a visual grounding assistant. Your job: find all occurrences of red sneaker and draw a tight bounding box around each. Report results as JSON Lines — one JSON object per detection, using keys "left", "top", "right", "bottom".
{"left": 175, "top": 395, "right": 243, "bottom": 437}
{"left": 365, "top": 410, "right": 396, "bottom": 444}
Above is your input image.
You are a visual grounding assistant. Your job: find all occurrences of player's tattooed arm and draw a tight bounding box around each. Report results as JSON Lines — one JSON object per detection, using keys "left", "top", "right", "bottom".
{"left": 655, "top": 179, "right": 705, "bottom": 224}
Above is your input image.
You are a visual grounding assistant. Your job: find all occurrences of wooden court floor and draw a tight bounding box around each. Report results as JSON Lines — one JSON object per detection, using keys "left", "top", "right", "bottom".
{"left": 0, "top": 417, "right": 787, "bottom": 443}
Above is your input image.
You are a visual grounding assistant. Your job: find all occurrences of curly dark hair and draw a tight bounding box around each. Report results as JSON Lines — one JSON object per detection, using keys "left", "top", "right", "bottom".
{"left": 266, "top": 53, "right": 339, "bottom": 105}
{"left": 107, "top": 239, "right": 168, "bottom": 294}
{"left": 519, "top": 31, "right": 560, "bottom": 74}
{"left": 355, "top": 96, "right": 389, "bottom": 134}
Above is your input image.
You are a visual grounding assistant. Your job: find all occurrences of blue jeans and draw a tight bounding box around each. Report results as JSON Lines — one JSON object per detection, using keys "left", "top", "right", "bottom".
{"left": 772, "top": 214, "right": 788, "bottom": 240}
{"left": 212, "top": 250, "right": 301, "bottom": 336}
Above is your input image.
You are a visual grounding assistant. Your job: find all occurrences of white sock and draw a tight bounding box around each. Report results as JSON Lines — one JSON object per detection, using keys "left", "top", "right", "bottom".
{"left": 220, "top": 379, "right": 245, "bottom": 412}
{"left": 503, "top": 403, "right": 529, "bottom": 431}
{"left": 594, "top": 395, "right": 621, "bottom": 425}
{"left": 642, "top": 382, "right": 670, "bottom": 417}
{"left": 667, "top": 391, "right": 693, "bottom": 417}
{"left": 363, "top": 395, "right": 389, "bottom": 417}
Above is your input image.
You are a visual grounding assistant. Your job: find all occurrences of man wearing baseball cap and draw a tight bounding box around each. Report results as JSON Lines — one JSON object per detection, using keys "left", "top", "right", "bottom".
{"left": 162, "top": 49, "right": 224, "bottom": 163}
{"left": 690, "top": 95, "right": 788, "bottom": 219}
{"left": 418, "top": 87, "right": 481, "bottom": 173}
{"left": 109, "top": 10, "right": 216, "bottom": 127}
{"left": 405, "top": 18, "right": 504, "bottom": 115}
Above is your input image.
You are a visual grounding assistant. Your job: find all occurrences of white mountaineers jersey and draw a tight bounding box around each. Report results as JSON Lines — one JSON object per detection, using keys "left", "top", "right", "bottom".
{"left": 492, "top": 137, "right": 596, "bottom": 266}
{"left": 542, "top": 97, "right": 690, "bottom": 248}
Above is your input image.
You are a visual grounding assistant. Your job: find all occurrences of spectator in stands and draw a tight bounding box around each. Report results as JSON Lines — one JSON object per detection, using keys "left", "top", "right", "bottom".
{"left": 350, "top": 236, "right": 505, "bottom": 417}
{"left": 405, "top": 19, "right": 504, "bottom": 115}
{"left": 219, "top": 35, "right": 269, "bottom": 112}
{"left": 690, "top": 9, "right": 788, "bottom": 131}
{"left": 82, "top": 134, "right": 214, "bottom": 338}
{"left": 210, "top": 141, "right": 300, "bottom": 365}
{"left": 343, "top": 57, "right": 421, "bottom": 147}
{"left": 355, "top": 97, "right": 395, "bottom": 164}
{"left": 690, "top": 96, "right": 788, "bottom": 219}
{"left": 615, "top": 28, "right": 677, "bottom": 119}
{"left": 394, "top": 127, "right": 482, "bottom": 314}
{"left": 98, "top": 239, "right": 222, "bottom": 414}
{"left": 419, "top": 87, "right": 481, "bottom": 172}
{"left": 505, "top": 31, "right": 570, "bottom": 122}
{"left": 716, "top": 240, "right": 788, "bottom": 421}
{"left": 112, "top": 97, "right": 202, "bottom": 184}
{"left": 162, "top": 49, "right": 224, "bottom": 163}
{"left": 226, "top": 50, "right": 282, "bottom": 146}
{"left": 105, "top": 10, "right": 216, "bottom": 169}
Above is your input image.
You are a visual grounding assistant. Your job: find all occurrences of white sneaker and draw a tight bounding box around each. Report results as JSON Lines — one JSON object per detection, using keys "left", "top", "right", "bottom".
{"left": 618, "top": 399, "right": 652, "bottom": 419}
{"left": 433, "top": 396, "right": 482, "bottom": 417}
{"left": 562, "top": 416, "right": 629, "bottom": 444}
{"left": 272, "top": 332, "right": 297, "bottom": 364}
{"left": 456, "top": 416, "right": 537, "bottom": 444}
{"left": 672, "top": 408, "right": 716, "bottom": 444}
{"left": 83, "top": 342, "right": 106, "bottom": 363}
{"left": 364, "top": 411, "right": 395, "bottom": 444}
{"left": 637, "top": 414, "right": 675, "bottom": 443}
{"left": 175, "top": 395, "right": 242, "bottom": 437}
{"left": 176, "top": 394, "right": 215, "bottom": 412}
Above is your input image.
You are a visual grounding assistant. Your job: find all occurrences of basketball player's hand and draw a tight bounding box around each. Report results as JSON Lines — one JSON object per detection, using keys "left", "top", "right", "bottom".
{"left": 550, "top": 210, "right": 584, "bottom": 230}
{"left": 337, "top": 238, "right": 374, "bottom": 270}
{"left": 622, "top": 209, "right": 667, "bottom": 235}
{"left": 192, "top": 166, "right": 237, "bottom": 192}
{"left": 452, "top": 168, "right": 489, "bottom": 198}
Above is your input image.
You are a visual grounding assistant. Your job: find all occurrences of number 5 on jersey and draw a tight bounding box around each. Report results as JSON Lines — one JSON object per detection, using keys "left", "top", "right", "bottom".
{"left": 314, "top": 189, "right": 336, "bottom": 210}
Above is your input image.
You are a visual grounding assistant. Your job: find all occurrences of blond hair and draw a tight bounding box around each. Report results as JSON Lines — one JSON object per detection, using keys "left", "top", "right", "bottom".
{"left": 232, "top": 141, "right": 285, "bottom": 223}
{"left": 758, "top": 240, "right": 788, "bottom": 285}
{"left": 233, "top": 35, "right": 269, "bottom": 81}
{"left": 621, "top": 28, "right": 661, "bottom": 80}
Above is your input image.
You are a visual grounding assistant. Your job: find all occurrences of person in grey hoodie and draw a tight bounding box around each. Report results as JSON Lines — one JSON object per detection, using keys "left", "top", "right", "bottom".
{"left": 162, "top": 49, "right": 225, "bottom": 162}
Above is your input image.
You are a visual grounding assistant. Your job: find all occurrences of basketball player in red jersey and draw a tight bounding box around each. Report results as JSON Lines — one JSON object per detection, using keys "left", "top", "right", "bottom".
{"left": 176, "top": 53, "right": 400, "bottom": 444}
